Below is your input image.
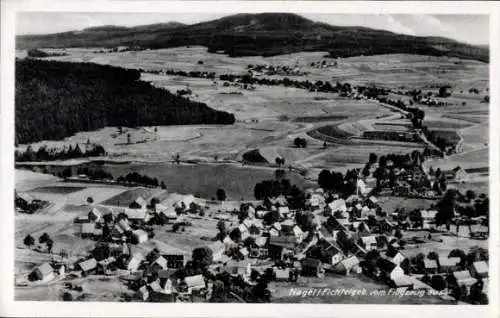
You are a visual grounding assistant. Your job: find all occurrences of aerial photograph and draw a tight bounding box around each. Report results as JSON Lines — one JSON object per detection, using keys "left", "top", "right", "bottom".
{"left": 13, "top": 12, "right": 489, "bottom": 304}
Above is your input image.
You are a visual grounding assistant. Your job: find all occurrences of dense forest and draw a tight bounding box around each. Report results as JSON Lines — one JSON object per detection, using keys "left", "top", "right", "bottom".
{"left": 15, "top": 59, "right": 235, "bottom": 144}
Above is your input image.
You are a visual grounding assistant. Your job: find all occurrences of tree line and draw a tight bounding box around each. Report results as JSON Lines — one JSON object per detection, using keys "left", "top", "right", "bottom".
{"left": 15, "top": 143, "right": 106, "bottom": 162}
{"left": 15, "top": 59, "right": 235, "bottom": 144}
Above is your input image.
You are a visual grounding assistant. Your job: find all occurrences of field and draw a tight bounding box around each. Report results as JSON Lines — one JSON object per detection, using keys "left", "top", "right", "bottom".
{"left": 29, "top": 186, "right": 86, "bottom": 194}
{"left": 101, "top": 187, "right": 161, "bottom": 206}
{"left": 100, "top": 163, "right": 316, "bottom": 200}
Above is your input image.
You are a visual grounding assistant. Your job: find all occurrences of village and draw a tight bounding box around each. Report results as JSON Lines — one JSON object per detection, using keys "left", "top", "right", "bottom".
{"left": 15, "top": 146, "right": 489, "bottom": 304}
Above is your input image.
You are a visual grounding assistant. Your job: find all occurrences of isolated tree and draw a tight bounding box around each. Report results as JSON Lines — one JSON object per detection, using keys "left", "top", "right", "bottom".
{"left": 24, "top": 234, "right": 35, "bottom": 247}
{"left": 86, "top": 196, "right": 94, "bottom": 204}
{"left": 39, "top": 232, "right": 50, "bottom": 244}
{"left": 127, "top": 133, "right": 132, "bottom": 144}
{"left": 229, "top": 228, "right": 242, "bottom": 243}
{"left": 243, "top": 237, "right": 256, "bottom": 248}
{"left": 216, "top": 189, "right": 227, "bottom": 201}
{"left": 427, "top": 251, "right": 439, "bottom": 260}
{"left": 62, "top": 292, "right": 73, "bottom": 301}
{"left": 431, "top": 275, "right": 447, "bottom": 291}
{"left": 216, "top": 220, "right": 227, "bottom": 238}
{"left": 369, "top": 153, "right": 378, "bottom": 164}
{"left": 160, "top": 181, "right": 167, "bottom": 189}
{"left": 46, "top": 238, "right": 54, "bottom": 253}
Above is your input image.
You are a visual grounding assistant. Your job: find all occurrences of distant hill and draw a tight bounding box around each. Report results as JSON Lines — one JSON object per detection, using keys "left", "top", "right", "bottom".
{"left": 16, "top": 13, "right": 488, "bottom": 62}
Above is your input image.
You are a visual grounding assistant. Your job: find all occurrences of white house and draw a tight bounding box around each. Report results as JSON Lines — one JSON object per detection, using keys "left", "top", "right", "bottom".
{"left": 360, "top": 235, "right": 378, "bottom": 251}
{"left": 132, "top": 229, "right": 149, "bottom": 244}
{"left": 208, "top": 241, "right": 226, "bottom": 262}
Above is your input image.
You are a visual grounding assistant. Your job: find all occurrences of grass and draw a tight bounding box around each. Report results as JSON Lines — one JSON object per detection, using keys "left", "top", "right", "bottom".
{"left": 101, "top": 163, "right": 316, "bottom": 200}
{"left": 30, "top": 186, "right": 86, "bottom": 194}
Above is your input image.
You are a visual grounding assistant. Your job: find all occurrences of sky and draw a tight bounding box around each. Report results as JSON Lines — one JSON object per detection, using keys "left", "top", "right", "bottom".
{"left": 16, "top": 12, "right": 489, "bottom": 46}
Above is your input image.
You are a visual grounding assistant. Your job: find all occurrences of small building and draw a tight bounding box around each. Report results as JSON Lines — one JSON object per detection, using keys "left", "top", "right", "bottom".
{"left": 325, "top": 199, "right": 347, "bottom": 216}
{"left": 238, "top": 247, "right": 249, "bottom": 259}
{"left": 292, "top": 225, "right": 305, "bottom": 243}
{"left": 360, "top": 235, "right": 378, "bottom": 251}
{"left": 184, "top": 274, "right": 206, "bottom": 291}
{"left": 385, "top": 249, "right": 406, "bottom": 266}
{"left": 301, "top": 258, "right": 323, "bottom": 277}
{"left": 132, "top": 229, "right": 149, "bottom": 244}
{"left": 392, "top": 275, "right": 414, "bottom": 289}
{"left": 31, "top": 262, "right": 54, "bottom": 281}
{"left": 424, "top": 259, "right": 438, "bottom": 274}
{"left": 274, "top": 268, "right": 290, "bottom": 281}
{"left": 88, "top": 207, "right": 103, "bottom": 222}
{"left": 222, "top": 235, "right": 237, "bottom": 249}
{"left": 453, "top": 270, "right": 477, "bottom": 287}
{"left": 208, "top": 241, "right": 226, "bottom": 262}
{"left": 377, "top": 258, "right": 404, "bottom": 281}
{"left": 127, "top": 253, "right": 144, "bottom": 271}
{"left": 129, "top": 196, "right": 147, "bottom": 209}
{"left": 151, "top": 256, "right": 168, "bottom": 272}
{"left": 469, "top": 261, "right": 488, "bottom": 278}
{"left": 81, "top": 223, "right": 97, "bottom": 238}
{"left": 278, "top": 206, "right": 291, "bottom": 218}
{"left": 438, "top": 256, "right": 461, "bottom": 273}
{"left": 224, "top": 260, "right": 252, "bottom": 278}
{"left": 77, "top": 258, "right": 98, "bottom": 276}
{"left": 333, "top": 256, "right": 361, "bottom": 276}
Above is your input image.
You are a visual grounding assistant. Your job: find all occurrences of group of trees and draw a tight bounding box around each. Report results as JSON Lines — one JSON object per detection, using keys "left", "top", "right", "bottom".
{"left": 76, "top": 167, "right": 113, "bottom": 180}
{"left": 15, "top": 59, "right": 235, "bottom": 144}
{"left": 116, "top": 172, "right": 160, "bottom": 188}
{"left": 139, "top": 68, "right": 216, "bottom": 80}
{"left": 317, "top": 169, "right": 358, "bottom": 197}
{"left": 435, "top": 189, "right": 489, "bottom": 228}
{"left": 24, "top": 232, "right": 53, "bottom": 253}
{"left": 15, "top": 143, "right": 106, "bottom": 162}
{"left": 293, "top": 137, "right": 307, "bottom": 148}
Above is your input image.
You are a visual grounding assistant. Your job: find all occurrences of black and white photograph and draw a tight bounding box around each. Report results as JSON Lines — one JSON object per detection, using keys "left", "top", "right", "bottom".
{"left": 1, "top": 1, "right": 498, "bottom": 316}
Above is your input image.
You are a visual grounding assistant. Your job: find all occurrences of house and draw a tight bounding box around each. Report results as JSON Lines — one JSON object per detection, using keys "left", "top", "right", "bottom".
{"left": 184, "top": 274, "right": 206, "bottom": 291}
{"left": 127, "top": 253, "right": 144, "bottom": 271}
{"left": 301, "top": 258, "right": 323, "bottom": 277}
{"left": 278, "top": 206, "right": 291, "bottom": 218}
{"left": 157, "top": 204, "right": 177, "bottom": 222}
{"left": 88, "top": 207, "right": 102, "bottom": 222}
{"left": 385, "top": 249, "right": 406, "bottom": 266}
{"left": 308, "top": 194, "right": 325, "bottom": 208}
{"left": 15, "top": 192, "right": 34, "bottom": 209}
{"left": 444, "top": 167, "right": 469, "bottom": 183}
{"left": 139, "top": 285, "right": 150, "bottom": 301}
{"left": 118, "top": 219, "right": 132, "bottom": 232}
{"left": 292, "top": 225, "right": 305, "bottom": 243}
{"left": 360, "top": 235, "right": 378, "bottom": 251}
{"left": 97, "top": 257, "right": 117, "bottom": 274}
{"left": 268, "top": 236, "right": 296, "bottom": 260}
{"left": 333, "top": 256, "right": 361, "bottom": 276}
{"left": 424, "top": 259, "right": 438, "bottom": 274}
{"left": 164, "top": 254, "right": 186, "bottom": 269}
{"left": 274, "top": 268, "right": 290, "bottom": 281}
{"left": 255, "top": 210, "right": 269, "bottom": 219}
{"left": 132, "top": 229, "right": 149, "bottom": 244}
{"left": 238, "top": 223, "right": 248, "bottom": 234}
{"left": 453, "top": 270, "right": 477, "bottom": 287}
{"left": 325, "top": 199, "right": 347, "bottom": 216}
{"left": 315, "top": 240, "right": 345, "bottom": 266}
{"left": 238, "top": 247, "right": 249, "bottom": 259}
{"left": 31, "top": 262, "right": 54, "bottom": 281}
{"left": 81, "top": 223, "right": 97, "bottom": 238}
{"left": 151, "top": 256, "right": 168, "bottom": 272}
{"left": 175, "top": 195, "right": 195, "bottom": 210}
{"left": 208, "top": 241, "right": 226, "bottom": 262}
{"left": 469, "top": 261, "right": 488, "bottom": 278}
{"left": 111, "top": 224, "right": 126, "bottom": 242}
{"left": 77, "top": 258, "right": 98, "bottom": 276}
{"left": 438, "top": 256, "right": 461, "bottom": 273}
{"left": 377, "top": 258, "right": 404, "bottom": 281}
{"left": 224, "top": 260, "right": 252, "bottom": 278}
{"left": 129, "top": 196, "right": 147, "bottom": 209}
{"left": 392, "top": 275, "right": 414, "bottom": 289}
{"left": 280, "top": 219, "right": 295, "bottom": 233}
{"left": 222, "top": 235, "right": 237, "bottom": 249}
{"left": 269, "top": 228, "right": 280, "bottom": 237}
{"left": 379, "top": 219, "right": 396, "bottom": 234}
{"left": 123, "top": 208, "right": 148, "bottom": 221}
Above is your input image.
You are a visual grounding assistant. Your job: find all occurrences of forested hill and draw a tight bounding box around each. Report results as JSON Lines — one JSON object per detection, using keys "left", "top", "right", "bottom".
{"left": 15, "top": 59, "right": 235, "bottom": 144}
{"left": 16, "top": 13, "right": 488, "bottom": 62}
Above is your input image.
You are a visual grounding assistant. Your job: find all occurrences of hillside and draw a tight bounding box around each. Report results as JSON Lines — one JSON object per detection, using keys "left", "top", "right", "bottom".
{"left": 16, "top": 13, "right": 488, "bottom": 62}
{"left": 15, "top": 59, "right": 235, "bottom": 144}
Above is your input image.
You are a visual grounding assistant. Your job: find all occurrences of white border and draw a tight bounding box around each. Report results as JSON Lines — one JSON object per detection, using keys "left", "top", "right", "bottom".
{"left": 1, "top": 1, "right": 499, "bottom": 317}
